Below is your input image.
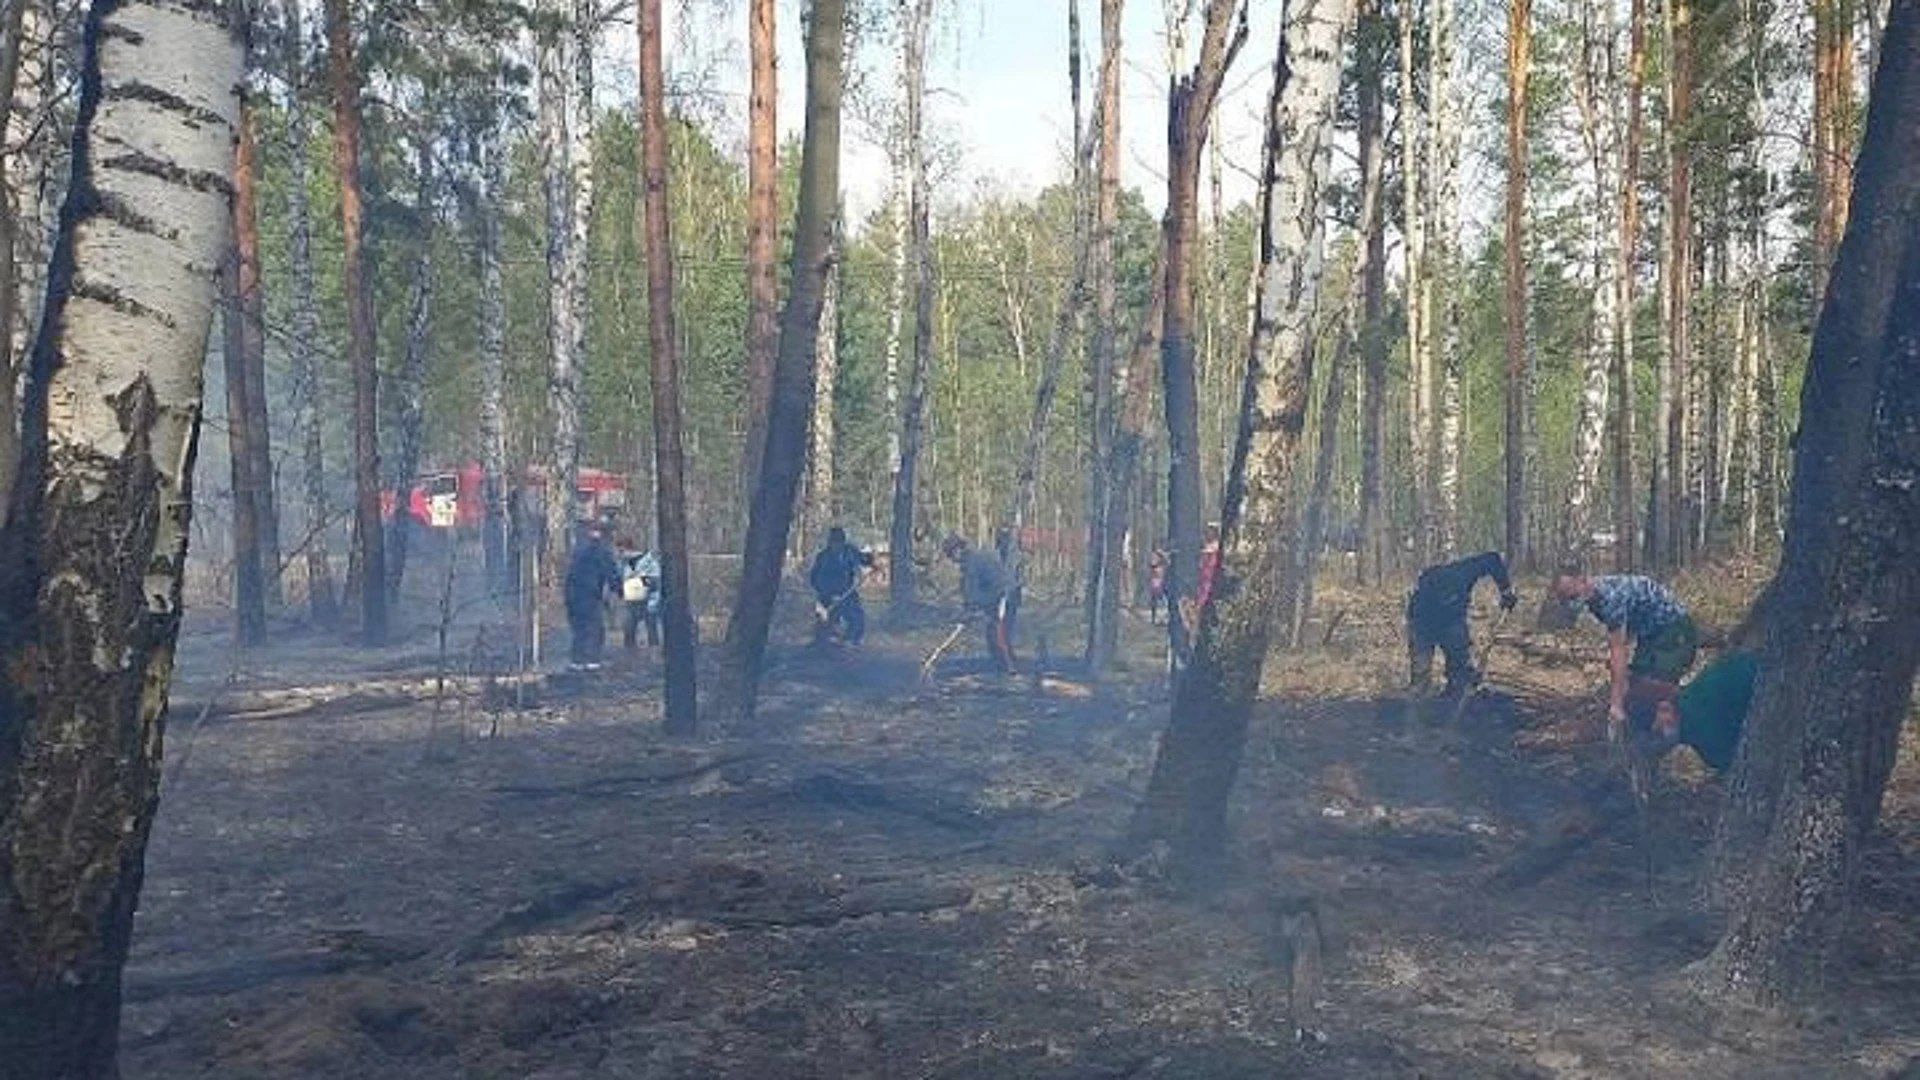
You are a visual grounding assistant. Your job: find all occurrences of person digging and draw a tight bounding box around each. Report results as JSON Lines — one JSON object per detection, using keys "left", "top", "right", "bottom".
{"left": 1404, "top": 551, "right": 1519, "bottom": 716}
{"left": 1550, "top": 568, "right": 1700, "bottom": 743}
{"left": 941, "top": 533, "right": 1015, "bottom": 676}
{"left": 808, "top": 526, "right": 873, "bottom": 647}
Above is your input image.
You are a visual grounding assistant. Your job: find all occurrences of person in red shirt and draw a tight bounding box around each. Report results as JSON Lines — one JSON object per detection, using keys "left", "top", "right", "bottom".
{"left": 1196, "top": 524, "right": 1223, "bottom": 608}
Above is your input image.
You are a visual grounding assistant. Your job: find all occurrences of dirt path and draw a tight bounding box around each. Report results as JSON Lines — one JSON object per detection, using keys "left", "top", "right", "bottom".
{"left": 122, "top": 604, "right": 1920, "bottom": 1079}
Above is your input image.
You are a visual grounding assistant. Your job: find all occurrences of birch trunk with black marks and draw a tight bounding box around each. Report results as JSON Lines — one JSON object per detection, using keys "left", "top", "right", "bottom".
{"left": 1561, "top": 0, "right": 1616, "bottom": 566}
{"left": 0, "top": 0, "right": 33, "bottom": 526}
{"left": 1012, "top": 0, "right": 1090, "bottom": 534}
{"left": 539, "top": 1, "right": 580, "bottom": 576}
{"left": 807, "top": 232, "right": 839, "bottom": 542}
{"left": 1159, "top": 0, "right": 1246, "bottom": 665}
{"left": 1399, "top": 0, "right": 1431, "bottom": 564}
{"left": 478, "top": 126, "right": 509, "bottom": 595}
{"left": 1354, "top": 0, "right": 1388, "bottom": 584}
{"left": 722, "top": 0, "right": 842, "bottom": 722}
{"left": 887, "top": 0, "right": 932, "bottom": 613}
{"left": 1133, "top": 0, "right": 1351, "bottom": 859}
{"left": 327, "top": 0, "right": 385, "bottom": 643}
{"left": 0, "top": 0, "right": 241, "bottom": 1069}
{"left": 1429, "top": 0, "right": 1462, "bottom": 557}
{"left": 638, "top": 0, "right": 697, "bottom": 733}
{"left": 386, "top": 144, "right": 433, "bottom": 605}
{"left": 1695, "top": 0, "right": 1920, "bottom": 999}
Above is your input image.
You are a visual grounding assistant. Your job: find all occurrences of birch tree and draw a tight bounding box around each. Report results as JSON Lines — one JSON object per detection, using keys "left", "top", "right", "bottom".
{"left": 1159, "top": 0, "right": 1246, "bottom": 665}
{"left": 476, "top": 123, "right": 510, "bottom": 593}
{"left": 1560, "top": 0, "right": 1618, "bottom": 564}
{"left": 1132, "top": 0, "right": 1352, "bottom": 859}
{"left": 807, "top": 232, "right": 840, "bottom": 541}
{"left": 887, "top": 0, "right": 934, "bottom": 613}
{"left": 386, "top": 142, "right": 434, "bottom": 602}
{"left": 0, "top": 0, "right": 30, "bottom": 521}
{"left": 1354, "top": 0, "right": 1390, "bottom": 584}
{"left": 539, "top": 0, "right": 581, "bottom": 575}
{"left": 1399, "top": 0, "right": 1432, "bottom": 562}
{"left": 1613, "top": 0, "right": 1645, "bottom": 571}
{"left": 0, "top": 0, "right": 241, "bottom": 1068}
{"left": 1429, "top": 0, "right": 1462, "bottom": 557}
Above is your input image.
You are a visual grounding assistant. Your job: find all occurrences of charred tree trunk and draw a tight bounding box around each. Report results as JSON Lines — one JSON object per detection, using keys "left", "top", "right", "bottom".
{"left": 722, "top": 0, "right": 843, "bottom": 722}
{"left": 0, "top": 0, "right": 240, "bottom": 1068}
{"left": 386, "top": 145, "right": 434, "bottom": 605}
{"left": 1012, "top": 0, "right": 1091, "bottom": 534}
{"left": 327, "top": 0, "right": 385, "bottom": 644}
{"left": 1695, "top": 0, "right": 1920, "bottom": 998}
{"left": 222, "top": 249, "right": 265, "bottom": 646}
{"left": 235, "top": 100, "right": 278, "bottom": 612}
{"left": 742, "top": 0, "right": 777, "bottom": 502}
{"left": 1160, "top": 0, "right": 1247, "bottom": 665}
{"left": 887, "top": 0, "right": 933, "bottom": 614}
{"left": 1504, "top": 0, "right": 1531, "bottom": 570}
{"left": 638, "top": 0, "right": 698, "bottom": 733}
{"left": 1083, "top": 0, "right": 1124, "bottom": 672}
{"left": 1133, "top": 0, "right": 1351, "bottom": 859}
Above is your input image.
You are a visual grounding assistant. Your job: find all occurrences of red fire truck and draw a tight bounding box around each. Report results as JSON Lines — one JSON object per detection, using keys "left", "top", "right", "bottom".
{"left": 383, "top": 463, "right": 630, "bottom": 536}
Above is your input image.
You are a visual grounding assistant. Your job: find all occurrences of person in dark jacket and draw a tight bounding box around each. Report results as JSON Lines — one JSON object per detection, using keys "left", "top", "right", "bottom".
{"left": 944, "top": 533, "right": 1014, "bottom": 673}
{"left": 808, "top": 526, "right": 873, "bottom": 645}
{"left": 565, "top": 523, "right": 622, "bottom": 668}
{"left": 1406, "top": 550, "right": 1519, "bottom": 696}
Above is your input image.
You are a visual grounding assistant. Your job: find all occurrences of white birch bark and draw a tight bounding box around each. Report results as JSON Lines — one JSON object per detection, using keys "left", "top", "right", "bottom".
{"left": 1562, "top": 0, "right": 1618, "bottom": 563}
{"left": 808, "top": 236, "right": 840, "bottom": 540}
{"left": 569, "top": 0, "right": 595, "bottom": 431}
{"left": 1398, "top": 0, "right": 1430, "bottom": 560}
{"left": 538, "top": 5, "right": 579, "bottom": 561}
{"left": 1429, "top": 0, "right": 1462, "bottom": 557}
{"left": 882, "top": 126, "right": 905, "bottom": 479}
{"left": 478, "top": 123, "right": 509, "bottom": 582}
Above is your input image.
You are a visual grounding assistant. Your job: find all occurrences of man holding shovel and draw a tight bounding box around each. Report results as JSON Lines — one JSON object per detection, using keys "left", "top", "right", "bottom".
{"left": 1406, "top": 551, "right": 1519, "bottom": 701}
{"left": 808, "top": 526, "right": 873, "bottom": 646}
{"left": 939, "top": 533, "right": 1015, "bottom": 675}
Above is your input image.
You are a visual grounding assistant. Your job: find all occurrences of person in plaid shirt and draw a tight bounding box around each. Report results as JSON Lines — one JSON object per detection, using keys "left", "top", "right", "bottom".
{"left": 1552, "top": 569, "right": 1700, "bottom": 741}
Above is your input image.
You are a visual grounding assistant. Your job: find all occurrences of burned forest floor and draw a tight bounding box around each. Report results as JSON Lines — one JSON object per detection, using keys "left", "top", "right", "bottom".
{"left": 125, "top": 566, "right": 1920, "bottom": 1079}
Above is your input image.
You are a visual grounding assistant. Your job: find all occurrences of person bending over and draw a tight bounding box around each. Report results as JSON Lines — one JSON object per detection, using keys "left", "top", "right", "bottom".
{"left": 1405, "top": 551, "right": 1519, "bottom": 697}
{"left": 1552, "top": 569, "right": 1700, "bottom": 742}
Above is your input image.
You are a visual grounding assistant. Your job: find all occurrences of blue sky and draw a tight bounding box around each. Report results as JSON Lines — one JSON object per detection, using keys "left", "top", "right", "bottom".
{"left": 628, "top": 0, "right": 1287, "bottom": 222}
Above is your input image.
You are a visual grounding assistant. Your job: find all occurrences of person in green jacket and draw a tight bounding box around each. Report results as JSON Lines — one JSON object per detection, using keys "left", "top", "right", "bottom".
{"left": 1625, "top": 648, "right": 1760, "bottom": 772}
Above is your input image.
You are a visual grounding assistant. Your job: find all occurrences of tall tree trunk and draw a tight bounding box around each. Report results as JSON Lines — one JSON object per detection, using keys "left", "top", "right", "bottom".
{"left": 721, "top": 0, "right": 843, "bottom": 722}
{"left": 225, "top": 97, "right": 269, "bottom": 646}
{"left": 223, "top": 248, "right": 266, "bottom": 645}
{"left": 1561, "top": 0, "right": 1616, "bottom": 566}
{"left": 327, "top": 0, "right": 386, "bottom": 644}
{"left": 0, "top": 0, "right": 31, "bottom": 528}
{"left": 478, "top": 126, "right": 510, "bottom": 595}
{"left": 1132, "top": 0, "right": 1352, "bottom": 859}
{"left": 568, "top": 0, "right": 596, "bottom": 500}
{"left": 1504, "top": 0, "right": 1531, "bottom": 569}
{"left": 1811, "top": 0, "right": 1855, "bottom": 305}
{"left": 1012, "top": 0, "right": 1090, "bottom": 533}
{"left": 386, "top": 145, "right": 433, "bottom": 605}
{"left": 285, "top": 0, "right": 336, "bottom": 625}
{"left": 539, "top": 3, "right": 580, "bottom": 579}
{"left": 742, "top": 0, "right": 777, "bottom": 502}
{"left": 1160, "top": 0, "right": 1246, "bottom": 665}
{"left": 1286, "top": 252, "right": 1362, "bottom": 647}
{"left": 638, "top": 0, "right": 698, "bottom": 733}
{"left": 0, "top": 0, "right": 240, "bottom": 1068}
{"left": 1613, "top": 0, "right": 1645, "bottom": 571}
{"left": 1694, "top": 0, "right": 1920, "bottom": 998}
{"left": 1400, "top": 0, "right": 1431, "bottom": 564}
{"left": 234, "top": 98, "right": 278, "bottom": 612}
{"left": 1084, "top": 0, "right": 1124, "bottom": 671}
{"left": 888, "top": 0, "right": 933, "bottom": 613}
{"left": 807, "top": 232, "right": 840, "bottom": 541}
{"left": 1656, "top": 0, "right": 1695, "bottom": 569}
{"left": 1355, "top": 1, "right": 1389, "bottom": 585}
{"left": 1429, "top": 0, "right": 1462, "bottom": 558}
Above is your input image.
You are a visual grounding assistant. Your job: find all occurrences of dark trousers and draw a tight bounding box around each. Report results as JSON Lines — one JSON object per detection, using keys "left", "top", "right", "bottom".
{"left": 816, "top": 592, "right": 866, "bottom": 644}
{"left": 1407, "top": 603, "right": 1473, "bottom": 695}
{"left": 624, "top": 602, "right": 661, "bottom": 647}
{"left": 569, "top": 600, "right": 606, "bottom": 664}
{"left": 984, "top": 604, "right": 1015, "bottom": 673}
